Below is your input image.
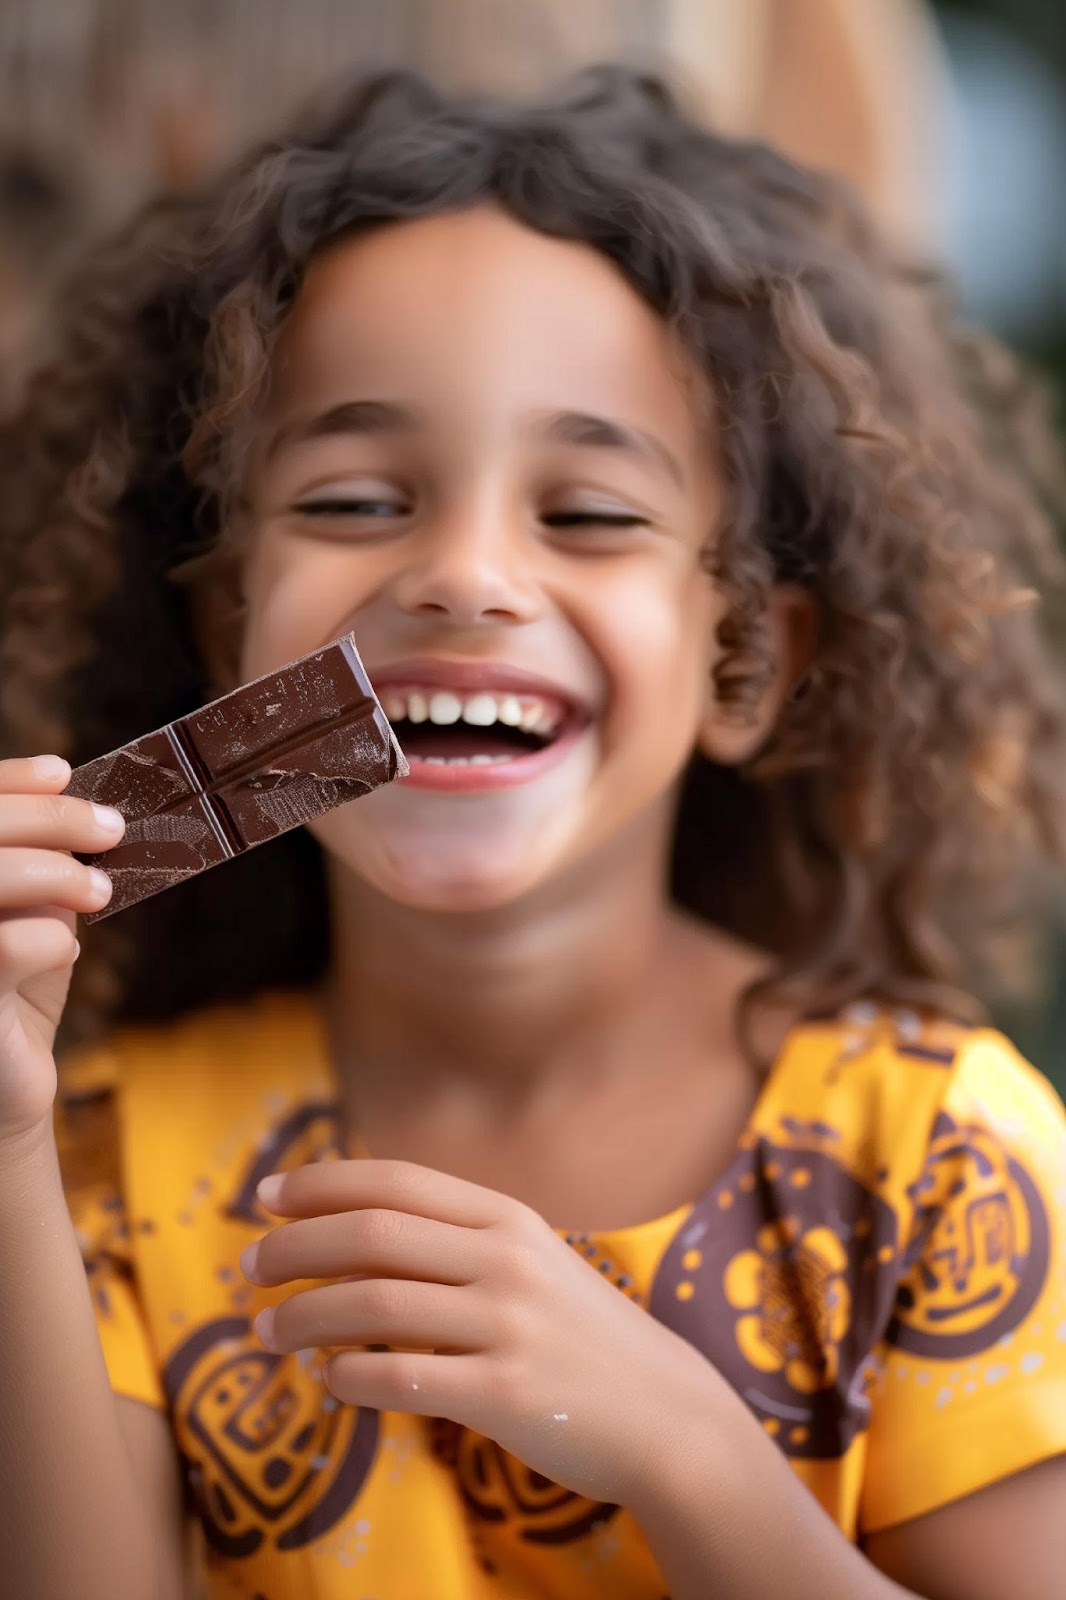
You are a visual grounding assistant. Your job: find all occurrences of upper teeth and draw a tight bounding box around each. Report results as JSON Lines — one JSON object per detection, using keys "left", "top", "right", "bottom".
{"left": 380, "top": 689, "right": 561, "bottom": 736}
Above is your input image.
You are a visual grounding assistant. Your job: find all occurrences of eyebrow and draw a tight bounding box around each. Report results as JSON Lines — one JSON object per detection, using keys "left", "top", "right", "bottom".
{"left": 265, "top": 400, "right": 416, "bottom": 460}
{"left": 266, "top": 399, "right": 685, "bottom": 487}
{"left": 535, "top": 410, "right": 685, "bottom": 489}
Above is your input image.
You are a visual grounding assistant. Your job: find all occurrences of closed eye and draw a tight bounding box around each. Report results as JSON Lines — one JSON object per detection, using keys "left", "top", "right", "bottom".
{"left": 295, "top": 502, "right": 647, "bottom": 527}
{"left": 543, "top": 512, "right": 647, "bottom": 527}
{"left": 296, "top": 498, "right": 406, "bottom": 517}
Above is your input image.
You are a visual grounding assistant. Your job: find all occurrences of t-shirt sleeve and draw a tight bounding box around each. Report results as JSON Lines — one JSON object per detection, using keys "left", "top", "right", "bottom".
{"left": 860, "top": 1031, "right": 1066, "bottom": 1534}
{"left": 54, "top": 1046, "right": 166, "bottom": 1411}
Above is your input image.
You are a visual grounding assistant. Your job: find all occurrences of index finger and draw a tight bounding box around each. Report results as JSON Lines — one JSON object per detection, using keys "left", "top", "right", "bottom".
{"left": 0, "top": 755, "right": 71, "bottom": 792}
{"left": 256, "top": 1158, "right": 512, "bottom": 1230}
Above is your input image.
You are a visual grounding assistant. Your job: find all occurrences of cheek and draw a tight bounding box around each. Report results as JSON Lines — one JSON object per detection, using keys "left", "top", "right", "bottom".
{"left": 594, "top": 560, "right": 719, "bottom": 752}
{"left": 238, "top": 534, "right": 362, "bottom": 682}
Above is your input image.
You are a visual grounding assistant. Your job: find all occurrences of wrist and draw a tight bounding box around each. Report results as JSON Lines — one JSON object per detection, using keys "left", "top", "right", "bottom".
{"left": 0, "top": 1114, "right": 60, "bottom": 1192}
{"left": 619, "top": 1346, "right": 741, "bottom": 1519}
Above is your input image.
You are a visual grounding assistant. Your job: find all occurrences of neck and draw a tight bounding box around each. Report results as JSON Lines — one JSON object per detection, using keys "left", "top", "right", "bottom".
{"left": 322, "top": 806, "right": 754, "bottom": 1118}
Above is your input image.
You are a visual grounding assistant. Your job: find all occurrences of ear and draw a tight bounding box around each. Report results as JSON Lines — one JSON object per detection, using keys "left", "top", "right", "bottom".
{"left": 698, "top": 584, "right": 816, "bottom": 765}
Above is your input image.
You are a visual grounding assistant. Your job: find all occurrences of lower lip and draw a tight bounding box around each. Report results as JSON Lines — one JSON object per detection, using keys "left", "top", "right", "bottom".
{"left": 396, "top": 721, "right": 587, "bottom": 792}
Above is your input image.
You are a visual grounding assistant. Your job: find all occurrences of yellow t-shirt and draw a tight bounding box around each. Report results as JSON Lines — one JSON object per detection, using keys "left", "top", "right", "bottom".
{"left": 55, "top": 991, "right": 1066, "bottom": 1598}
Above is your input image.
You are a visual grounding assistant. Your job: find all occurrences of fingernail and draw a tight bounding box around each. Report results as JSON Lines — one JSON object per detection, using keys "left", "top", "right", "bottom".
{"left": 72, "top": 938, "right": 81, "bottom": 961}
{"left": 239, "top": 1241, "right": 260, "bottom": 1280}
{"left": 89, "top": 868, "right": 113, "bottom": 903}
{"left": 34, "top": 755, "right": 69, "bottom": 781}
{"left": 90, "top": 804, "right": 124, "bottom": 834}
{"left": 257, "top": 1175, "right": 284, "bottom": 1208}
{"left": 254, "top": 1307, "right": 276, "bottom": 1347}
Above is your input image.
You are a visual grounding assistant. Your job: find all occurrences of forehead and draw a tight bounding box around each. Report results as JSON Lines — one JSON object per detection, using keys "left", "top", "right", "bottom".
{"left": 268, "top": 206, "right": 709, "bottom": 440}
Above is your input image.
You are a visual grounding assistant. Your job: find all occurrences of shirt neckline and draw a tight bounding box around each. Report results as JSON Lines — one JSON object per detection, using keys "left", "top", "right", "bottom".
{"left": 287, "top": 989, "right": 809, "bottom": 1242}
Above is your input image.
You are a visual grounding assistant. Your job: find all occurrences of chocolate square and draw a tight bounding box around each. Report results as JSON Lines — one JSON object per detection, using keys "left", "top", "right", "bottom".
{"left": 67, "top": 633, "right": 407, "bottom": 920}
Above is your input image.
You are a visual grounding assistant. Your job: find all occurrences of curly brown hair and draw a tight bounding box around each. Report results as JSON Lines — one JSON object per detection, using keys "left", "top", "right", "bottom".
{"left": 2, "top": 66, "right": 1065, "bottom": 1060}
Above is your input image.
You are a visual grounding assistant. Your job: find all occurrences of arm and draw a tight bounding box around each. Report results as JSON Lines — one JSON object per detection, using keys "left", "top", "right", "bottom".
{"left": 863, "top": 1454, "right": 1066, "bottom": 1600}
{"left": 629, "top": 1368, "right": 916, "bottom": 1600}
{"left": 753, "top": 0, "right": 950, "bottom": 249}
{"left": 628, "top": 1367, "right": 1065, "bottom": 1600}
{"left": 0, "top": 1123, "right": 187, "bottom": 1600}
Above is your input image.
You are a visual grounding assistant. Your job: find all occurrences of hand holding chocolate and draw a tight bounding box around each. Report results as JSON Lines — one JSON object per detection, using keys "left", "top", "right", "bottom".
{"left": 66, "top": 634, "right": 407, "bottom": 921}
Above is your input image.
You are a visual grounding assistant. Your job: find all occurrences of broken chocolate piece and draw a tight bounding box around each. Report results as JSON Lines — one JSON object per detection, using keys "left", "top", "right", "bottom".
{"left": 66, "top": 633, "right": 407, "bottom": 920}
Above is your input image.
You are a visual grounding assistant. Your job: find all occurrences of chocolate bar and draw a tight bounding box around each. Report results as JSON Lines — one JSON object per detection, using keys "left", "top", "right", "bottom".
{"left": 66, "top": 633, "right": 407, "bottom": 921}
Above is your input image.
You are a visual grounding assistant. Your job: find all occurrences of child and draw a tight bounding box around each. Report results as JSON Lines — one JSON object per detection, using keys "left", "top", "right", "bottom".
{"left": 1, "top": 65, "right": 1064, "bottom": 1600}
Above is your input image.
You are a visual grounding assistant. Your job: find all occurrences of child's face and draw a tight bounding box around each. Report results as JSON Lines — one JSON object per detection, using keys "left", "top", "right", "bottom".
{"left": 238, "top": 206, "right": 767, "bottom": 913}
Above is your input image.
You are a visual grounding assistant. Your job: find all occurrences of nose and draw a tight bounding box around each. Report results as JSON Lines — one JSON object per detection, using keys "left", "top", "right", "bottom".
{"left": 391, "top": 496, "right": 542, "bottom": 628}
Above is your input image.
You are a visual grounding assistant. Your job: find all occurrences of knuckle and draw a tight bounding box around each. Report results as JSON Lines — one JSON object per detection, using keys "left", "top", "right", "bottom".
{"left": 38, "top": 793, "right": 71, "bottom": 830}
{"left": 487, "top": 1288, "right": 527, "bottom": 1347}
{"left": 496, "top": 1234, "right": 542, "bottom": 1293}
{"left": 336, "top": 1349, "right": 415, "bottom": 1409}
{"left": 510, "top": 1199, "right": 550, "bottom": 1244}
{"left": 483, "top": 1349, "right": 530, "bottom": 1416}
{"left": 358, "top": 1207, "right": 406, "bottom": 1256}
{"left": 496, "top": 1209, "right": 550, "bottom": 1276}
{"left": 389, "top": 1353, "right": 421, "bottom": 1399}
{"left": 383, "top": 1159, "right": 442, "bottom": 1212}
{"left": 378, "top": 1160, "right": 422, "bottom": 1204}
{"left": 360, "top": 1276, "right": 409, "bottom": 1324}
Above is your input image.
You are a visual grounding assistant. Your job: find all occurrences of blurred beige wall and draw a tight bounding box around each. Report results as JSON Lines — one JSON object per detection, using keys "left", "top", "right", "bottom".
{"left": 0, "top": 0, "right": 950, "bottom": 242}
{"left": 0, "top": 0, "right": 951, "bottom": 408}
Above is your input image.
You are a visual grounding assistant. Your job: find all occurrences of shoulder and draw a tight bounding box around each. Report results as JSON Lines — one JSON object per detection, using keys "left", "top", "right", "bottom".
{"left": 783, "top": 1001, "right": 1063, "bottom": 1141}
{"left": 854, "top": 1012, "right": 1066, "bottom": 1546}
{"left": 790, "top": 999, "right": 979, "bottom": 1072}
{"left": 937, "top": 1023, "right": 1066, "bottom": 1150}
{"left": 764, "top": 1002, "right": 979, "bottom": 1168}
{"left": 768, "top": 1003, "right": 1065, "bottom": 1271}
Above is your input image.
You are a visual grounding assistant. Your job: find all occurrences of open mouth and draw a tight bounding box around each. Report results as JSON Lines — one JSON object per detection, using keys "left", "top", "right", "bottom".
{"left": 380, "top": 688, "right": 565, "bottom": 767}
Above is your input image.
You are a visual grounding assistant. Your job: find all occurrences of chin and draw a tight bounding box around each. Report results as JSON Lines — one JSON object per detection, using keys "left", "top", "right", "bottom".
{"left": 381, "top": 874, "right": 536, "bottom": 914}
{"left": 312, "top": 817, "right": 553, "bottom": 915}
{"left": 312, "top": 782, "right": 589, "bottom": 913}
{"left": 357, "top": 853, "right": 550, "bottom": 915}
